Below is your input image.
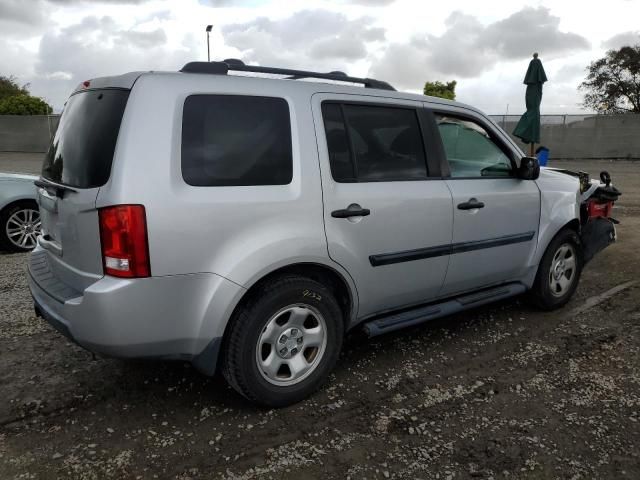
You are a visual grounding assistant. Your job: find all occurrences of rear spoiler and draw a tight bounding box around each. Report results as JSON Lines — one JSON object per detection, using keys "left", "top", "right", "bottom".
{"left": 71, "top": 71, "right": 145, "bottom": 95}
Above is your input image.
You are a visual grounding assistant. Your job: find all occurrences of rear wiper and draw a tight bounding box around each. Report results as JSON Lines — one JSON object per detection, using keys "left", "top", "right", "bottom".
{"left": 34, "top": 177, "right": 78, "bottom": 198}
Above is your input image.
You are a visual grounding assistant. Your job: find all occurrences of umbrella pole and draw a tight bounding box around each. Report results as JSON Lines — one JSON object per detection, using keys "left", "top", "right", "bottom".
{"left": 529, "top": 143, "right": 535, "bottom": 157}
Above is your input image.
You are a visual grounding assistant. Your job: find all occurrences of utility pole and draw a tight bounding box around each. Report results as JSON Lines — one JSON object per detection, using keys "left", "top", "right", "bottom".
{"left": 206, "top": 25, "right": 213, "bottom": 62}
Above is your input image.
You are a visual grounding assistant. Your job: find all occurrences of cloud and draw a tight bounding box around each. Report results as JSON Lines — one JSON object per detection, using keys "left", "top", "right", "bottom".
{"left": 343, "top": 0, "right": 396, "bottom": 5}
{"left": 369, "top": 7, "right": 590, "bottom": 90}
{"left": 480, "top": 7, "right": 590, "bottom": 59}
{"left": 222, "top": 10, "right": 385, "bottom": 69}
{"left": 0, "top": 39, "right": 37, "bottom": 79}
{"left": 46, "top": 0, "right": 154, "bottom": 4}
{"left": 0, "top": 0, "right": 46, "bottom": 25}
{"left": 117, "top": 28, "right": 167, "bottom": 48}
{"left": 32, "top": 15, "right": 196, "bottom": 109}
{"left": 199, "top": 0, "right": 264, "bottom": 6}
{"left": 554, "top": 63, "right": 587, "bottom": 82}
{"left": 602, "top": 31, "right": 640, "bottom": 49}
{"left": 0, "top": 0, "right": 49, "bottom": 35}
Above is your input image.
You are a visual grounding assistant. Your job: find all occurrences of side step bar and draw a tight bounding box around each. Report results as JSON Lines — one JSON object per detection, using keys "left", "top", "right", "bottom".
{"left": 362, "top": 283, "right": 527, "bottom": 337}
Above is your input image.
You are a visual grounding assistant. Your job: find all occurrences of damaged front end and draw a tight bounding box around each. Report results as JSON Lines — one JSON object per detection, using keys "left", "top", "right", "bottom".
{"left": 567, "top": 170, "right": 621, "bottom": 263}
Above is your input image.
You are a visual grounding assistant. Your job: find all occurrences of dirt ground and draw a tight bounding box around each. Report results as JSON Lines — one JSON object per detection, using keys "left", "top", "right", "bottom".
{"left": 1, "top": 154, "right": 639, "bottom": 479}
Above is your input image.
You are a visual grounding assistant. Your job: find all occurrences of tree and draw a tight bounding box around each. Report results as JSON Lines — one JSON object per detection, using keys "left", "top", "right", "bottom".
{"left": 580, "top": 45, "right": 640, "bottom": 113}
{"left": 0, "top": 95, "right": 53, "bottom": 115}
{"left": 0, "top": 75, "right": 52, "bottom": 115}
{"left": 0, "top": 76, "right": 30, "bottom": 102}
{"left": 423, "top": 80, "right": 457, "bottom": 100}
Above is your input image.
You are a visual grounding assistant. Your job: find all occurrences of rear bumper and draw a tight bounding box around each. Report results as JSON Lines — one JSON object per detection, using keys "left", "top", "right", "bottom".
{"left": 28, "top": 246, "right": 245, "bottom": 375}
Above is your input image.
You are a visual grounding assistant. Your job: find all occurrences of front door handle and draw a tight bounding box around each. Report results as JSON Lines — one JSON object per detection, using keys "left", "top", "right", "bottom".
{"left": 332, "top": 204, "right": 371, "bottom": 218}
{"left": 457, "top": 198, "right": 485, "bottom": 210}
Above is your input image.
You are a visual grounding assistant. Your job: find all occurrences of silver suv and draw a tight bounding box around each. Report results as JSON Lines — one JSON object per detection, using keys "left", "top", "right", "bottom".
{"left": 29, "top": 60, "right": 618, "bottom": 407}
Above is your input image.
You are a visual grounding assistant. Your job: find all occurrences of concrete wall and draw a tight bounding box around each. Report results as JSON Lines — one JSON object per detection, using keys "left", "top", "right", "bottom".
{"left": 491, "top": 114, "right": 640, "bottom": 160}
{"left": 0, "top": 113, "right": 638, "bottom": 159}
{"left": 0, "top": 115, "right": 60, "bottom": 153}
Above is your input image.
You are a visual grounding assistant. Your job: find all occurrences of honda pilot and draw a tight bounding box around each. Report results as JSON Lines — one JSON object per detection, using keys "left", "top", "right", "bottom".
{"left": 29, "top": 60, "right": 619, "bottom": 407}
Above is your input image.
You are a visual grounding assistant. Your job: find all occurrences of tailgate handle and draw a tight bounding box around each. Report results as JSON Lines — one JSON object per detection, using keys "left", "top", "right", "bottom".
{"left": 38, "top": 235, "right": 63, "bottom": 257}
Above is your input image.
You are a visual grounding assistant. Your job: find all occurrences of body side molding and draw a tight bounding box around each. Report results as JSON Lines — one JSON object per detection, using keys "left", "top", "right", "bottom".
{"left": 369, "top": 231, "right": 536, "bottom": 267}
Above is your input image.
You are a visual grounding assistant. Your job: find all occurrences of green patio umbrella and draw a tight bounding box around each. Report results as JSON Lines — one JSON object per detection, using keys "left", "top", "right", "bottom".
{"left": 513, "top": 53, "right": 547, "bottom": 156}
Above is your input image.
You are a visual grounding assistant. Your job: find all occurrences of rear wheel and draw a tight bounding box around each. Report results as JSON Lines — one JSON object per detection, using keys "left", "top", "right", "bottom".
{"left": 222, "top": 275, "right": 344, "bottom": 407}
{"left": 0, "top": 201, "right": 41, "bottom": 252}
{"left": 530, "top": 228, "right": 582, "bottom": 310}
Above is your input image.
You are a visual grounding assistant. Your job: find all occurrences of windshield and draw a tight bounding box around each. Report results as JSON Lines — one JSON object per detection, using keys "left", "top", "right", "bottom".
{"left": 42, "top": 89, "right": 129, "bottom": 188}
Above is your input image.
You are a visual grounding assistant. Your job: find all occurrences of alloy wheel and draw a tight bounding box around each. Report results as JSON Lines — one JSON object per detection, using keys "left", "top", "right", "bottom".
{"left": 5, "top": 208, "right": 41, "bottom": 250}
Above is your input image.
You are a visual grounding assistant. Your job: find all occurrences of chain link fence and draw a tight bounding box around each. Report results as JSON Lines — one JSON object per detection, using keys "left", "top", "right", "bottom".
{"left": 490, "top": 114, "right": 640, "bottom": 159}
{"left": 1, "top": 113, "right": 639, "bottom": 159}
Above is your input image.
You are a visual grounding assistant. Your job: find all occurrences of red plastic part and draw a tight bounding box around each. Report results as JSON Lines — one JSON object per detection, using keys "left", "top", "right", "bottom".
{"left": 98, "top": 205, "right": 150, "bottom": 278}
{"left": 586, "top": 200, "right": 613, "bottom": 219}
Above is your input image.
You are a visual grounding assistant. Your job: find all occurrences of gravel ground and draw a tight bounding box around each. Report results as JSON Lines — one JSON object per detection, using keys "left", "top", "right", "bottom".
{"left": 1, "top": 155, "right": 639, "bottom": 479}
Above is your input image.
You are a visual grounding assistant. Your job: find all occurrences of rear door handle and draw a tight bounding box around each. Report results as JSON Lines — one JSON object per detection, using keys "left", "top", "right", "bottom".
{"left": 331, "top": 204, "right": 371, "bottom": 218}
{"left": 457, "top": 198, "right": 485, "bottom": 210}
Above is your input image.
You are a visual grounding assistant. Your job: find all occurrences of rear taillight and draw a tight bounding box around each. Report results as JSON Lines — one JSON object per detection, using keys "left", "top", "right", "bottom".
{"left": 98, "top": 205, "right": 150, "bottom": 278}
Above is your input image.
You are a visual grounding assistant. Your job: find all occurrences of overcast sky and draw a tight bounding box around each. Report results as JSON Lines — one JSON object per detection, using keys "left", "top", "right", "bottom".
{"left": 2, "top": 0, "right": 639, "bottom": 113}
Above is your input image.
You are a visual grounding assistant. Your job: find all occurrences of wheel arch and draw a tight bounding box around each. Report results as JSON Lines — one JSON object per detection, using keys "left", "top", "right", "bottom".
{"left": 227, "top": 262, "right": 357, "bottom": 335}
{"left": 528, "top": 218, "right": 582, "bottom": 288}
{"left": 197, "top": 262, "right": 356, "bottom": 377}
{"left": 0, "top": 197, "right": 38, "bottom": 214}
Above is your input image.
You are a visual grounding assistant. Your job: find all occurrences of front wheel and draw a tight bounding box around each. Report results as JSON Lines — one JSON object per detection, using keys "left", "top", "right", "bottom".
{"left": 222, "top": 275, "right": 344, "bottom": 407}
{"left": 530, "top": 228, "right": 583, "bottom": 310}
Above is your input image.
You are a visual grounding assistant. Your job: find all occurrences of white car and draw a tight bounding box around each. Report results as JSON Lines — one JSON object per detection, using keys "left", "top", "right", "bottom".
{"left": 0, "top": 172, "right": 41, "bottom": 252}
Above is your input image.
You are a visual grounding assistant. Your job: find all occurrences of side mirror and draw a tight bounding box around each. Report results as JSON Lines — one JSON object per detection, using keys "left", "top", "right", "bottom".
{"left": 517, "top": 156, "right": 540, "bottom": 180}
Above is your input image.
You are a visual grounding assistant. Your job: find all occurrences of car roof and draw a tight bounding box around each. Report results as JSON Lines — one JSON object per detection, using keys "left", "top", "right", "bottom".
{"left": 73, "top": 65, "right": 483, "bottom": 116}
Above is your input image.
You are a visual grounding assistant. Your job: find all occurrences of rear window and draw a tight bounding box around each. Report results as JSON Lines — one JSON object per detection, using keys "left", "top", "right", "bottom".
{"left": 181, "top": 95, "right": 293, "bottom": 187}
{"left": 42, "top": 89, "right": 129, "bottom": 188}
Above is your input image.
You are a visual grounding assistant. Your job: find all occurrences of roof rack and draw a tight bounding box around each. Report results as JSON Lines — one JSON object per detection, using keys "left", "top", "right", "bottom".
{"left": 179, "top": 59, "right": 396, "bottom": 91}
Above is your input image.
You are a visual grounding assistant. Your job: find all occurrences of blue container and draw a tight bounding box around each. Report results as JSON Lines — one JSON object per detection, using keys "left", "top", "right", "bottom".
{"left": 536, "top": 146, "right": 550, "bottom": 166}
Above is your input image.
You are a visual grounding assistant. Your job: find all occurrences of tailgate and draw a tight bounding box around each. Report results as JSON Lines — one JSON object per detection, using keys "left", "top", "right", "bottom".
{"left": 35, "top": 88, "right": 130, "bottom": 293}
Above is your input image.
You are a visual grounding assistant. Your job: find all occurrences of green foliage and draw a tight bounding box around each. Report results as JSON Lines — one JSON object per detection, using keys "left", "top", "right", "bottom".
{"left": 423, "top": 80, "right": 457, "bottom": 100}
{"left": 0, "top": 75, "right": 28, "bottom": 101}
{"left": 0, "top": 75, "right": 53, "bottom": 115}
{"left": 0, "top": 94, "right": 53, "bottom": 115}
{"left": 580, "top": 45, "right": 640, "bottom": 113}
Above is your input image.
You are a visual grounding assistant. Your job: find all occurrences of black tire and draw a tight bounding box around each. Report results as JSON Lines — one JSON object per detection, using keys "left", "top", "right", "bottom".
{"left": 222, "top": 275, "right": 344, "bottom": 407}
{"left": 0, "top": 201, "right": 41, "bottom": 252}
{"left": 529, "top": 228, "right": 583, "bottom": 310}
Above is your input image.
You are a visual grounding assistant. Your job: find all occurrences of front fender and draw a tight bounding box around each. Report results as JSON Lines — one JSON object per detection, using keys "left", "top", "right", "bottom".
{"left": 531, "top": 169, "right": 581, "bottom": 270}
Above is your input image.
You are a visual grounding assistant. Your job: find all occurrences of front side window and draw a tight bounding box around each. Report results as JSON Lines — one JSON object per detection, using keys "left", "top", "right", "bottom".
{"left": 436, "top": 115, "right": 513, "bottom": 178}
{"left": 322, "top": 103, "right": 427, "bottom": 182}
{"left": 182, "top": 95, "right": 292, "bottom": 186}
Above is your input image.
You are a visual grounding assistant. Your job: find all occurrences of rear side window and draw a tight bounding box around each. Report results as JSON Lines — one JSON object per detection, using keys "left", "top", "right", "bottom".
{"left": 182, "top": 95, "right": 292, "bottom": 186}
{"left": 42, "top": 89, "right": 129, "bottom": 188}
{"left": 322, "top": 103, "right": 427, "bottom": 182}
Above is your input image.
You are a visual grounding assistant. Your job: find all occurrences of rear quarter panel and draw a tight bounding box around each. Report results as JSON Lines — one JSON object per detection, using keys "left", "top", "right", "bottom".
{"left": 98, "top": 73, "right": 355, "bottom": 302}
